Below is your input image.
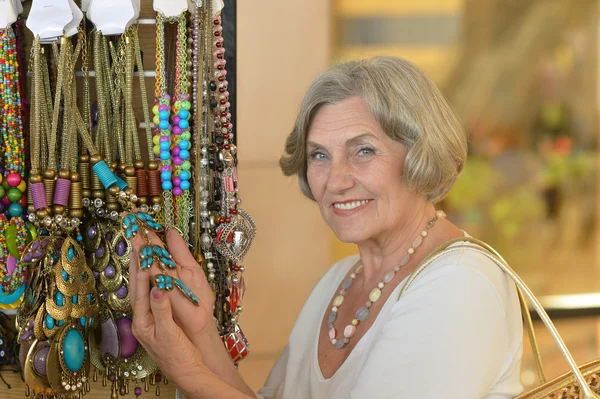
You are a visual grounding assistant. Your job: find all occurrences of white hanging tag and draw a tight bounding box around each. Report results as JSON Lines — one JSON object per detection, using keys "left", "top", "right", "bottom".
{"left": 63, "top": 0, "right": 83, "bottom": 38}
{"left": 154, "top": 0, "right": 187, "bottom": 18}
{"left": 27, "top": 0, "right": 73, "bottom": 40}
{"left": 127, "top": 0, "right": 141, "bottom": 28}
{"left": 88, "top": 0, "right": 135, "bottom": 35}
{"left": 0, "top": 0, "right": 18, "bottom": 30}
{"left": 212, "top": 0, "right": 224, "bottom": 16}
{"left": 14, "top": 0, "right": 23, "bottom": 14}
{"left": 81, "top": 0, "right": 91, "bottom": 12}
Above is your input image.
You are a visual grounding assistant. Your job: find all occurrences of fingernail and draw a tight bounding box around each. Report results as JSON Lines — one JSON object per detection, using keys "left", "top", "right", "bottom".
{"left": 151, "top": 288, "right": 164, "bottom": 300}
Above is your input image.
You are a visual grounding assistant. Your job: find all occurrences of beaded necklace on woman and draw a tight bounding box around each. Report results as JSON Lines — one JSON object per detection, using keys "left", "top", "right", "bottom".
{"left": 327, "top": 210, "right": 446, "bottom": 349}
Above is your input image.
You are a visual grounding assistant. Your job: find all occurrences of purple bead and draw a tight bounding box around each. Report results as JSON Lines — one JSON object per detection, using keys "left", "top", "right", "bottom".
{"left": 95, "top": 246, "right": 105, "bottom": 257}
{"left": 116, "top": 285, "right": 128, "bottom": 298}
{"left": 135, "top": 387, "right": 142, "bottom": 396}
{"left": 105, "top": 232, "right": 113, "bottom": 241}
{"left": 173, "top": 177, "right": 182, "bottom": 186}
{"left": 109, "top": 375, "right": 116, "bottom": 382}
{"left": 23, "top": 253, "right": 33, "bottom": 263}
{"left": 93, "top": 271, "right": 99, "bottom": 278}
{"left": 116, "top": 317, "right": 139, "bottom": 358}
{"left": 181, "top": 94, "right": 190, "bottom": 101}
{"left": 172, "top": 126, "right": 182, "bottom": 135}
{"left": 104, "top": 265, "right": 115, "bottom": 278}
{"left": 173, "top": 156, "right": 183, "bottom": 166}
{"left": 160, "top": 165, "right": 171, "bottom": 172}
{"left": 99, "top": 318, "right": 120, "bottom": 358}
{"left": 0, "top": 203, "right": 5, "bottom": 213}
{"left": 20, "top": 330, "right": 33, "bottom": 343}
{"left": 173, "top": 187, "right": 183, "bottom": 196}
{"left": 116, "top": 240, "right": 126, "bottom": 256}
{"left": 33, "top": 346, "right": 50, "bottom": 376}
{"left": 159, "top": 136, "right": 169, "bottom": 142}
{"left": 163, "top": 94, "right": 171, "bottom": 101}
{"left": 159, "top": 104, "right": 169, "bottom": 111}
{"left": 173, "top": 116, "right": 181, "bottom": 125}
{"left": 87, "top": 226, "right": 96, "bottom": 238}
{"left": 171, "top": 146, "right": 181, "bottom": 156}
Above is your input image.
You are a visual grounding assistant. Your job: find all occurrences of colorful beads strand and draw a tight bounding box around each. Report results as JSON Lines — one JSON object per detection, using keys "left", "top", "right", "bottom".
{"left": 0, "top": 28, "right": 28, "bottom": 300}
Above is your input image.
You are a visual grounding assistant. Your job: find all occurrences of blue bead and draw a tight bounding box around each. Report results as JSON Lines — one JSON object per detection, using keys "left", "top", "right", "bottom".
{"left": 159, "top": 110, "right": 170, "bottom": 120}
{"left": 179, "top": 149, "right": 190, "bottom": 160}
{"left": 62, "top": 269, "right": 69, "bottom": 282}
{"left": 68, "top": 248, "right": 74, "bottom": 261}
{"left": 80, "top": 317, "right": 87, "bottom": 327}
{"left": 162, "top": 181, "right": 173, "bottom": 190}
{"left": 88, "top": 294, "right": 92, "bottom": 302}
{"left": 55, "top": 292, "right": 64, "bottom": 307}
{"left": 160, "top": 151, "right": 170, "bottom": 161}
{"left": 57, "top": 320, "right": 64, "bottom": 327}
{"left": 161, "top": 171, "right": 171, "bottom": 180}
{"left": 132, "top": 224, "right": 139, "bottom": 232}
{"left": 8, "top": 203, "right": 22, "bottom": 217}
{"left": 126, "top": 230, "right": 132, "bottom": 239}
{"left": 178, "top": 119, "right": 189, "bottom": 129}
{"left": 158, "top": 282, "right": 165, "bottom": 290}
{"left": 142, "top": 260, "right": 148, "bottom": 269}
{"left": 72, "top": 295, "right": 78, "bottom": 305}
{"left": 180, "top": 180, "right": 190, "bottom": 190}
{"left": 180, "top": 170, "right": 191, "bottom": 180}
{"left": 178, "top": 109, "right": 189, "bottom": 119}
{"left": 63, "top": 329, "right": 85, "bottom": 372}
{"left": 76, "top": 235, "right": 83, "bottom": 242}
{"left": 159, "top": 120, "right": 170, "bottom": 130}
{"left": 123, "top": 218, "right": 130, "bottom": 228}
{"left": 179, "top": 140, "right": 190, "bottom": 150}
{"left": 160, "top": 141, "right": 170, "bottom": 151}
{"left": 45, "top": 314, "right": 55, "bottom": 329}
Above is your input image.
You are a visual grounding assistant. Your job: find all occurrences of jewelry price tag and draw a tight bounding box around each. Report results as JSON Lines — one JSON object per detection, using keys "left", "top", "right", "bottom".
{"left": 0, "top": 0, "right": 18, "bottom": 30}
{"left": 87, "top": 0, "right": 136, "bottom": 35}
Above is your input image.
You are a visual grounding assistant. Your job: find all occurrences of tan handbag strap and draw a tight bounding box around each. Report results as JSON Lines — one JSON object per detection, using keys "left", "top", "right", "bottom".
{"left": 398, "top": 236, "right": 600, "bottom": 399}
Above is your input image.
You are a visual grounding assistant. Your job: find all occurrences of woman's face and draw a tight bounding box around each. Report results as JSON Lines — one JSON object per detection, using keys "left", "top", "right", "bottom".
{"left": 306, "top": 96, "right": 421, "bottom": 244}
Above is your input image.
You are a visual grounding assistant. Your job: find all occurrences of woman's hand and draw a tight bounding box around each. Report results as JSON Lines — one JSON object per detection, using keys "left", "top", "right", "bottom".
{"left": 129, "top": 227, "right": 255, "bottom": 396}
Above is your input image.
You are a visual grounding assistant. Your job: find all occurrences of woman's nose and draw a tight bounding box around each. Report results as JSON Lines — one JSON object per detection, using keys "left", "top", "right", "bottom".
{"left": 327, "top": 159, "right": 355, "bottom": 193}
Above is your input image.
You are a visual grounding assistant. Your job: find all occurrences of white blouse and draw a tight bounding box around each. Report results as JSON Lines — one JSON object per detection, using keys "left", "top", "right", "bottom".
{"left": 257, "top": 240, "right": 523, "bottom": 399}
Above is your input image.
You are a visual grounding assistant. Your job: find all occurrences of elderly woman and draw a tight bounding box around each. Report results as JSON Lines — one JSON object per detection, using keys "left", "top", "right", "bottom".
{"left": 129, "top": 56, "right": 523, "bottom": 398}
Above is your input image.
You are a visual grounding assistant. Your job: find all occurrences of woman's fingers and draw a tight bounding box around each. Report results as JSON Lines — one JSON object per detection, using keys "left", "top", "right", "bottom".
{"left": 149, "top": 288, "right": 175, "bottom": 337}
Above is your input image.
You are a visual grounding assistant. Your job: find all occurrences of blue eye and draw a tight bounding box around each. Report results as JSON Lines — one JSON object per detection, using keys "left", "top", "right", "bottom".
{"left": 358, "top": 147, "right": 374, "bottom": 156}
{"left": 310, "top": 151, "right": 327, "bottom": 160}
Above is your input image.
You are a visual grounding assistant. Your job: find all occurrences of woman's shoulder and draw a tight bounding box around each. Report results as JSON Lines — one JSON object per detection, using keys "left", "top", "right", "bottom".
{"left": 404, "top": 239, "right": 518, "bottom": 314}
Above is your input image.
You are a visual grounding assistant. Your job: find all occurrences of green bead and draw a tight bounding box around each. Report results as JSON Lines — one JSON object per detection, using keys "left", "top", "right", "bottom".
{"left": 182, "top": 101, "right": 191, "bottom": 111}
{"left": 0, "top": 186, "right": 5, "bottom": 198}
{"left": 181, "top": 131, "right": 191, "bottom": 141}
{"left": 181, "top": 161, "right": 191, "bottom": 170}
{"left": 7, "top": 188, "right": 21, "bottom": 202}
{"left": 5, "top": 224, "right": 19, "bottom": 258}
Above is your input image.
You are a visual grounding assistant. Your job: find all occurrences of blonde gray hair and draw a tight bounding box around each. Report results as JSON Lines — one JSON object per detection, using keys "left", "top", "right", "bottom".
{"left": 279, "top": 56, "right": 467, "bottom": 204}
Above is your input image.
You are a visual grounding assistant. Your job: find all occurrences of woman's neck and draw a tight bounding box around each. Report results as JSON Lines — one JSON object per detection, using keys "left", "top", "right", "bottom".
{"left": 356, "top": 203, "right": 438, "bottom": 285}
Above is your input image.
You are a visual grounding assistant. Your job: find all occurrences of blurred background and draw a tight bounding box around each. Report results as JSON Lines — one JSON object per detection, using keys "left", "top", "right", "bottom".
{"left": 236, "top": 0, "right": 600, "bottom": 392}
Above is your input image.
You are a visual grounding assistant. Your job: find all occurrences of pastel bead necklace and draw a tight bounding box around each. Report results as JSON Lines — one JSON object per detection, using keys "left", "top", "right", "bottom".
{"left": 328, "top": 210, "right": 446, "bottom": 349}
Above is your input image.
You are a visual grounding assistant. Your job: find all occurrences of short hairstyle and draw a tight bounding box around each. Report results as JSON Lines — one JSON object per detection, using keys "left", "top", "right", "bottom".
{"left": 279, "top": 56, "right": 467, "bottom": 204}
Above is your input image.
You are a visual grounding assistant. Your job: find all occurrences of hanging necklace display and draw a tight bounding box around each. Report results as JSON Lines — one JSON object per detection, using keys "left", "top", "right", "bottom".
{"left": 19, "top": 34, "right": 100, "bottom": 398}
{"left": 191, "top": 0, "right": 255, "bottom": 365}
{"left": 0, "top": 22, "right": 28, "bottom": 310}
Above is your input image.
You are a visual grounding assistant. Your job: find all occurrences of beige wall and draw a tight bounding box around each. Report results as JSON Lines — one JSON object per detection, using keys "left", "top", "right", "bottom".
{"left": 236, "top": 0, "right": 333, "bottom": 391}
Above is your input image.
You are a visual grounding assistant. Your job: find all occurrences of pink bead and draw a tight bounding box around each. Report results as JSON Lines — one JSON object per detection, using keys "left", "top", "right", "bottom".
{"left": 163, "top": 94, "right": 171, "bottom": 101}
{"left": 350, "top": 273, "right": 356, "bottom": 279}
{"left": 225, "top": 102, "right": 231, "bottom": 108}
{"left": 181, "top": 94, "right": 190, "bottom": 101}
{"left": 328, "top": 328, "right": 336, "bottom": 339}
{"left": 171, "top": 147, "right": 181, "bottom": 156}
{"left": 222, "top": 70, "right": 227, "bottom": 76}
{"left": 6, "top": 173, "right": 21, "bottom": 187}
{"left": 159, "top": 104, "right": 169, "bottom": 111}
{"left": 223, "top": 91, "right": 230, "bottom": 98}
{"left": 160, "top": 136, "right": 170, "bottom": 142}
{"left": 2, "top": 196, "right": 10, "bottom": 206}
{"left": 172, "top": 126, "right": 183, "bottom": 135}
{"left": 226, "top": 113, "right": 231, "bottom": 118}
{"left": 173, "top": 177, "right": 182, "bottom": 186}
{"left": 343, "top": 325, "right": 356, "bottom": 338}
{"left": 173, "top": 156, "right": 183, "bottom": 166}
{"left": 173, "top": 187, "right": 183, "bottom": 196}
{"left": 173, "top": 116, "right": 181, "bottom": 125}
{"left": 160, "top": 165, "right": 171, "bottom": 172}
